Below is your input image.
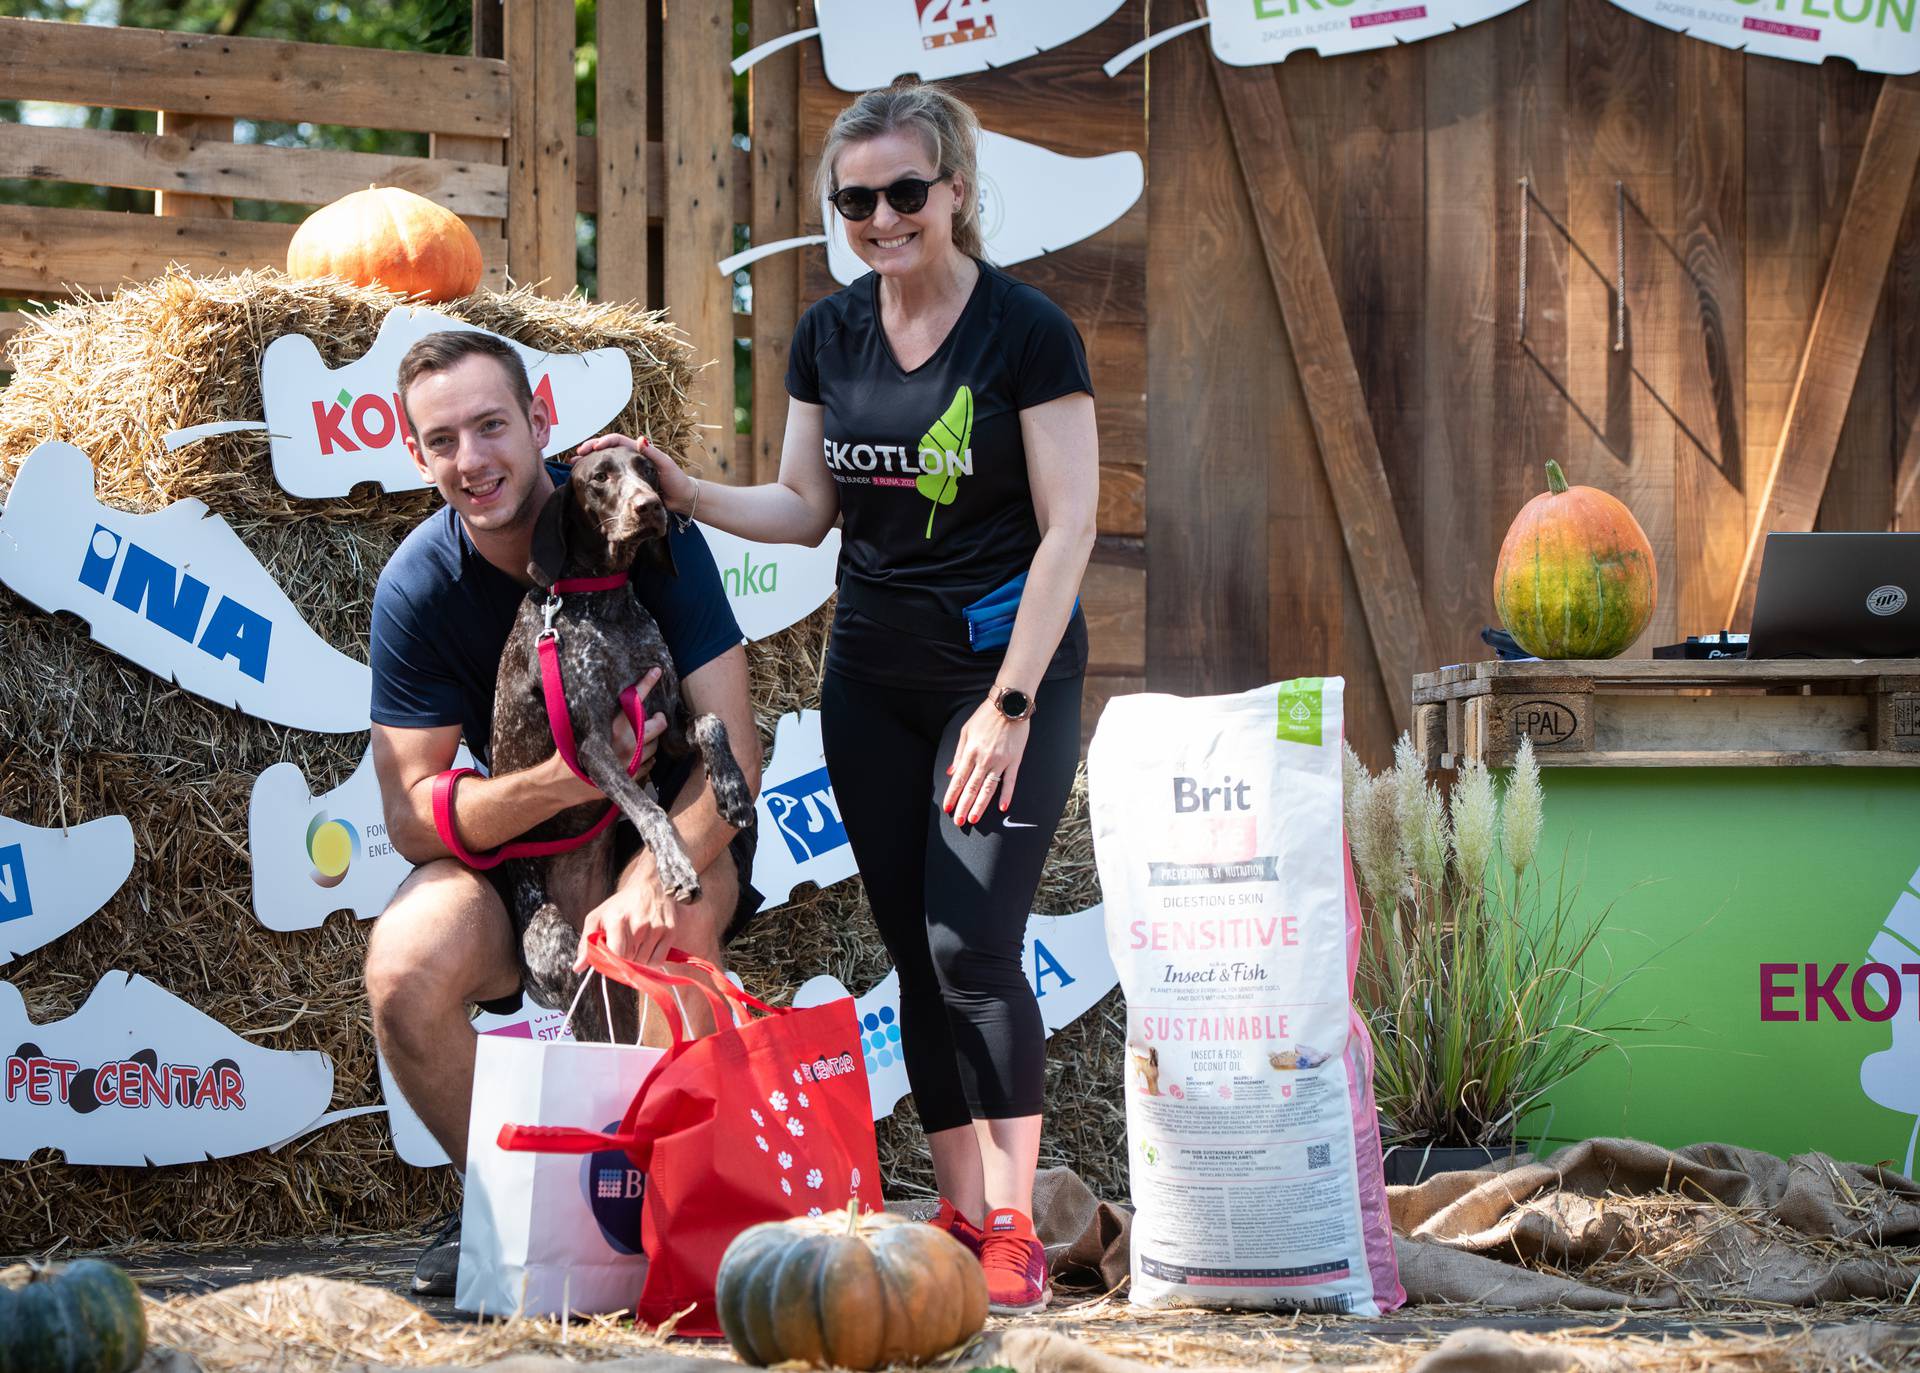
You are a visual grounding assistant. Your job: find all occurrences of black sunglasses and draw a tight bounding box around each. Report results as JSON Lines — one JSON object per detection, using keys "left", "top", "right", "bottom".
{"left": 827, "top": 173, "right": 952, "bottom": 222}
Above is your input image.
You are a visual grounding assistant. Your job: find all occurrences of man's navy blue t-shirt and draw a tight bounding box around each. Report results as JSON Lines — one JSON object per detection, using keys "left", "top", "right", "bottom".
{"left": 370, "top": 464, "right": 743, "bottom": 768}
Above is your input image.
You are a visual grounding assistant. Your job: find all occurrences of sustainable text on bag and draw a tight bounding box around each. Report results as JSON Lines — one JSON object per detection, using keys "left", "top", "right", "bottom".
{"left": 1089, "top": 678, "right": 1402, "bottom": 1315}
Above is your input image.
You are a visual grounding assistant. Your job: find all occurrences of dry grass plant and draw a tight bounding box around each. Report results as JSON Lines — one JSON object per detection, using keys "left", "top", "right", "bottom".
{"left": 1345, "top": 737, "right": 1659, "bottom": 1149}
{"left": 0, "top": 271, "right": 1119, "bottom": 1251}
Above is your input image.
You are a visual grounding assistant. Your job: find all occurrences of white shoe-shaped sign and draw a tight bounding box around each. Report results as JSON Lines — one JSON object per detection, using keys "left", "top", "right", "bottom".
{"left": 1, "top": 973, "right": 334, "bottom": 1165}
{"left": 1104, "top": 0, "right": 1532, "bottom": 74}
{"left": 795, "top": 903, "right": 1115, "bottom": 1120}
{"left": 719, "top": 131, "right": 1143, "bottom": 287}
{"left": 0, "top": 441, "right": 373, "bottom": 734}
{"left": 1604, "top": 0, "right": 1917, "bottom": 76}
{"left": 0, "top": 814, "right": 135, "bottom": 967}
{"left": 752, "top": 710, "right": 859, "bottom": 911}
{"left": 700, "top": 525, "right": 840, "bottom": 643}
{"left": 1859, "top": 862, "right": 1920, "bottom": 1177}
{"left": 258, "top": 307, "right": 634, "bottom": 499}
{"left": 735, "top": 0, "right": 1126, "bottom": 90}
{"left": 250, "top": 743, "right": 475, "bottom": 932}
{"left": 381, "top": 1002, "right": 576, "bottom": 1168}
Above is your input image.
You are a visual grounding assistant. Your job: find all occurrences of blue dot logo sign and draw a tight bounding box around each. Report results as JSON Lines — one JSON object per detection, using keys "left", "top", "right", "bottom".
{"left": 861, "top": 1006, "right": 902, "bottom": 1074}
{"left": 578, "top": 1123, "right": 646, "bottom": 1256}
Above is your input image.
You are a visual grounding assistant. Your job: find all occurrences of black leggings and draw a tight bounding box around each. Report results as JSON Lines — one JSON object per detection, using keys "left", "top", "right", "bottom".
{"left": 820, "top": 671, "right": 1083, "bottom": 1134}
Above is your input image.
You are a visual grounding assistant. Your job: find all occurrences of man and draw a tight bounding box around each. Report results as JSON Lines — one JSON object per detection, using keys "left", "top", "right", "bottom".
{"left": 364, "top": 330, "right": 761, "bottom": 1294}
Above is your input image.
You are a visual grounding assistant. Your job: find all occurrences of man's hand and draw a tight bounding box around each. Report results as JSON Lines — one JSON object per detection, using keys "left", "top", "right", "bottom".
{"left": 542, "top": 667, "right": 666, "bottom": 808}
{"left": 574, "top": 846, "right": 684, "bottom": 970}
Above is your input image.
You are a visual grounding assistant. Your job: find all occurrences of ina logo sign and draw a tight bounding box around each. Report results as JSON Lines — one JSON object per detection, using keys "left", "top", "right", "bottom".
{"left": 0, "top": 441, "right": 373, "bottom": 733}
{"left": 752, "top": 711, "right": 860, "bottom": 910}
{"left": 0, "top": 813, "right": 135, "bottom": 966}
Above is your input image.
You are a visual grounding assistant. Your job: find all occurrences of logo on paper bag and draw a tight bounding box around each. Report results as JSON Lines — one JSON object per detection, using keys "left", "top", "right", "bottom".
{"left": 916, "top": 0, "right": 996, "bottom": 48}
{"left": 1275, "top": 677, "right": 1324, "bottom": 746}
{"left": 581, "top": 1123, "right": 647, "bottom": 1256}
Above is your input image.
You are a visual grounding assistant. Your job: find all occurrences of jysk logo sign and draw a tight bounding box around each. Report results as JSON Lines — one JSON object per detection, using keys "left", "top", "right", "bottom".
{"left": 77, "top": 525, "right": 273, "bottom": 683}
{"left": 0, "top": 845, "right": 31, "bottom": 925}
{"left": 766, "top": 766, "right": 848, "bottom": 863}
{"left": 916, "top": 0, "right": 995, "bottom": 48}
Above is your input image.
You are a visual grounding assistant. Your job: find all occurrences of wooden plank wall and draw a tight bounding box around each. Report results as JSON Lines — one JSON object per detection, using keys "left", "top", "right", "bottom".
{"left": 781, "top": 0, "right": 1920, "bottom": 767}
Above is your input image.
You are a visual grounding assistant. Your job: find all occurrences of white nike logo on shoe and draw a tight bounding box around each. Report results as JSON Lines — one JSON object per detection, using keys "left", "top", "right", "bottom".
{"left": 1002, "top": 819, "right": 1037, "bottom": 829}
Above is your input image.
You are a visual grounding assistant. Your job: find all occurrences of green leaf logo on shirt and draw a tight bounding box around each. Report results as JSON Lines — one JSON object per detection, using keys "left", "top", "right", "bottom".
{"left": 915, "top": 385, "right": 974, "bottom": 539}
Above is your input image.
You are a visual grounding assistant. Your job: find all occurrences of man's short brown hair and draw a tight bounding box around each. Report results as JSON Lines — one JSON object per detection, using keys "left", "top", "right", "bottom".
{"left": 396, "top": 330, "right": 532, "bottom": 432}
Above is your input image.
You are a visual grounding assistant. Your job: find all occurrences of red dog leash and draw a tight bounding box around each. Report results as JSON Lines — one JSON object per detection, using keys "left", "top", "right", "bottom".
{"left": 434, "top": 574, "right": 648, "bottom": 870}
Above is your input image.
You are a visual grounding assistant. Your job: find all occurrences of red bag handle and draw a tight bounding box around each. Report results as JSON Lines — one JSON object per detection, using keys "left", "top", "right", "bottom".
{"left": 664, "top": 950, "right": 788, "bottom": 1020}
{"left": 497, "top": 1122, "right": 641, "bottom": 1155}
{"left": 581, "top": 932, "right": 732, "bottom": 1038}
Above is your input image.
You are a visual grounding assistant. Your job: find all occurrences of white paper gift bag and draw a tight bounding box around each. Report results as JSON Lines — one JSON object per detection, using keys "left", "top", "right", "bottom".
{"left": 455, "top": 987, "right": 664, "bottom": 1317}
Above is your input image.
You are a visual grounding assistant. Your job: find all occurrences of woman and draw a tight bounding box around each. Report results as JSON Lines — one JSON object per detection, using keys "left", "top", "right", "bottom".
{"left": 641, "top": 79, "right": 1097, "bottom": 1315}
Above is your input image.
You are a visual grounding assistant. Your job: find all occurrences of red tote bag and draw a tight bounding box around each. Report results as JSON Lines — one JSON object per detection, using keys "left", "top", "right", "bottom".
{"left": 498, "top": 937, "right": 882, "bottom": 1334}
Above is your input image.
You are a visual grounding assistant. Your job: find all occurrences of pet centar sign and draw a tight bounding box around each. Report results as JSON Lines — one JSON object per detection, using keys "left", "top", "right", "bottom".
{"left": 1534, "top": 770, "right": 1920, "bottom": 1176}
{"left": 1604, "top": 0, "right": 1919, "bottom": 75}
{"left": 0, "top": 973, "right": 334, "bottom": 1165}
{"left": 1104, "top": 0, "right": 1533, "bottom": 73}
{"left": 0, "top": 813, "right": 134, "bottom": 967}
{"left": 734, "top": 0, "right": 1125, "bottom": 89}
{"left": 0, "top": 441, "right": 372, "bottom": 733}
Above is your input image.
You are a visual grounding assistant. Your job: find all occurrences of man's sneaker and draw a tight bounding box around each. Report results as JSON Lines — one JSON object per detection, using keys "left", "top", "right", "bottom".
{"left": 926, "top": 1198, "right": 984, "bottom": 1257}
{"left": 979, "top": 1207, "right": 1050, "bottom": 1315}
{"left": 412, "top": 1209, "right": 461, "bottom": 1297}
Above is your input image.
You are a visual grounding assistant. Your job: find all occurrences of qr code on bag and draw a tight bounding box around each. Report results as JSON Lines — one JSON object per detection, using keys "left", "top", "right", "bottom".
{"left": 1307, "top": 1142, "right": 1331, "bottom": 1170}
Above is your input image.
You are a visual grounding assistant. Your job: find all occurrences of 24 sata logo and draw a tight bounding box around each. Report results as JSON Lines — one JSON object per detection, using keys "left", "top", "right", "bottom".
{"left": 916, "top": 0, "right": 996, "bottom": 49}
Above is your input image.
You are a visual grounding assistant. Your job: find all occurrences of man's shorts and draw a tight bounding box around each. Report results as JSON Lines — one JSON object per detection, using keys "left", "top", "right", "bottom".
{"left": 475, "top": 750, "right": 763, "bottom": 1017}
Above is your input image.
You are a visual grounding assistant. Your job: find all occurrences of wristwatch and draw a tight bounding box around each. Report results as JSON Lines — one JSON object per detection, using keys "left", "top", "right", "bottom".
{"left": 991, "top": 684, "right": 1035, "bottom": 722}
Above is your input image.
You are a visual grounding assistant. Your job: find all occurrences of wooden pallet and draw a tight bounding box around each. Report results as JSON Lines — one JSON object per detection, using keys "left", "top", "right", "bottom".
{"left": 1411, "top": 659, "right": 1920, "bottom": 768}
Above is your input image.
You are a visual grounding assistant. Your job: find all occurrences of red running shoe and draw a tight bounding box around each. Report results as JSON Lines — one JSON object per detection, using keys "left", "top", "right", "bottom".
{"left": 927, "top": 1197, "right": 983, "bottom": 1257}
{"left": 979, "top": 1206, "right": 1050, "bottom": 1314}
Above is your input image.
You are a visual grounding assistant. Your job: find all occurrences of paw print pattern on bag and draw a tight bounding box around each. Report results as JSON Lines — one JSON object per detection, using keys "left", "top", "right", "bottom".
{"left": 806, "top": 1168, "right": 823, "bottom": 1189}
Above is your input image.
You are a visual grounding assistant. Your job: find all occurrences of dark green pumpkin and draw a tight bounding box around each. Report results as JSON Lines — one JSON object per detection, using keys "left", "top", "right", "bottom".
{"left": 0, "top": 1261, "right": 147, "bottom": 1373}
{"left": 716, "top": 1208, "right": 986, "bottom": 1369}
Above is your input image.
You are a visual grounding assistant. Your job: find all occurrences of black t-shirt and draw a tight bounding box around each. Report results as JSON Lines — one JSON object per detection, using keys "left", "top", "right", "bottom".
{"left": 786, "top": 260, "right": 1093, "bottom": 689}
{"left": 370, "top": 463, "right": 743, "bottom": 769}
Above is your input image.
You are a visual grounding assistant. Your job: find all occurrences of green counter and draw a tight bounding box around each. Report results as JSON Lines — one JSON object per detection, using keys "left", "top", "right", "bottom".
{"left": 1533, "top": 768, "right": 1920, "bottom": 1173}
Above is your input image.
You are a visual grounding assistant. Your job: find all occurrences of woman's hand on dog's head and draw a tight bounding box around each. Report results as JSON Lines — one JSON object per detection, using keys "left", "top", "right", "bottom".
{"left": 575, "top": 433, "right": 697, "bottom": 519}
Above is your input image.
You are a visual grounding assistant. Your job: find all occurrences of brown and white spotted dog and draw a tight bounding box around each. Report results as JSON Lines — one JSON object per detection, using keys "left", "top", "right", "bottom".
{"left": 489, "top": 444, "right": 755, "bottom": 1033}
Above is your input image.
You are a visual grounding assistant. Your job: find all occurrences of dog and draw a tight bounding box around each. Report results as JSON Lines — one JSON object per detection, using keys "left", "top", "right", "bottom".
{"left": 488, "top": 443, "right": 756, "bottom": 1039}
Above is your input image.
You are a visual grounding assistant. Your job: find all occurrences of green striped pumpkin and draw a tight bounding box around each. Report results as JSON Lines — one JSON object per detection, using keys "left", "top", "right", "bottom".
{"left": 0, "top": 1261, "right": 147, "bottom": 1373}
{"left": 1495, "top": 461, "right": 1656, "bottom": 659}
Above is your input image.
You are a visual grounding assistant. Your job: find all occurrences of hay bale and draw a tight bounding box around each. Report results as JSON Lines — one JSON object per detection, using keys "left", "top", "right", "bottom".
{"left": 0, "top": 270, "right": 1122, "bottom": 1249}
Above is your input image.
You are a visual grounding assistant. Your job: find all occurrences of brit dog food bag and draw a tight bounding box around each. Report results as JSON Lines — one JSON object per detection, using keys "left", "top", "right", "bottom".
{"left": 1089, "top": 678, "right": 1402, "bottom": 1314}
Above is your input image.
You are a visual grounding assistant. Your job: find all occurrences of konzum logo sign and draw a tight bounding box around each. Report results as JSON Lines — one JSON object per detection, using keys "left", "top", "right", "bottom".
{"left": 261, "top": 307, "right": 633, "bottom": 500}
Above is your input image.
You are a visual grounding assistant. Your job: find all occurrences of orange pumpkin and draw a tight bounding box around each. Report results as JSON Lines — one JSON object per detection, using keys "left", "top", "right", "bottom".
{"left": 287, "top": 187, "right": 482, "bottom": 302}
{"left": 716, "top": 1207, "right": 986, "bottom": 1369}
{"left": 1494, "top": 460, "right": 1657, "bottom": 659}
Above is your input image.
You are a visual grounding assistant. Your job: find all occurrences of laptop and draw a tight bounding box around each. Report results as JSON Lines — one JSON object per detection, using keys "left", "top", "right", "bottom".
{"left": 1746, "top": 532, "right": 1920, "bottom": 659}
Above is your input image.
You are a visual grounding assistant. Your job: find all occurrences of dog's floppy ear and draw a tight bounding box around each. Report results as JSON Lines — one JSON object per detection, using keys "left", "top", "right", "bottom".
{"left": 527, "top": 483, "right": 572, "bottom": 587}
